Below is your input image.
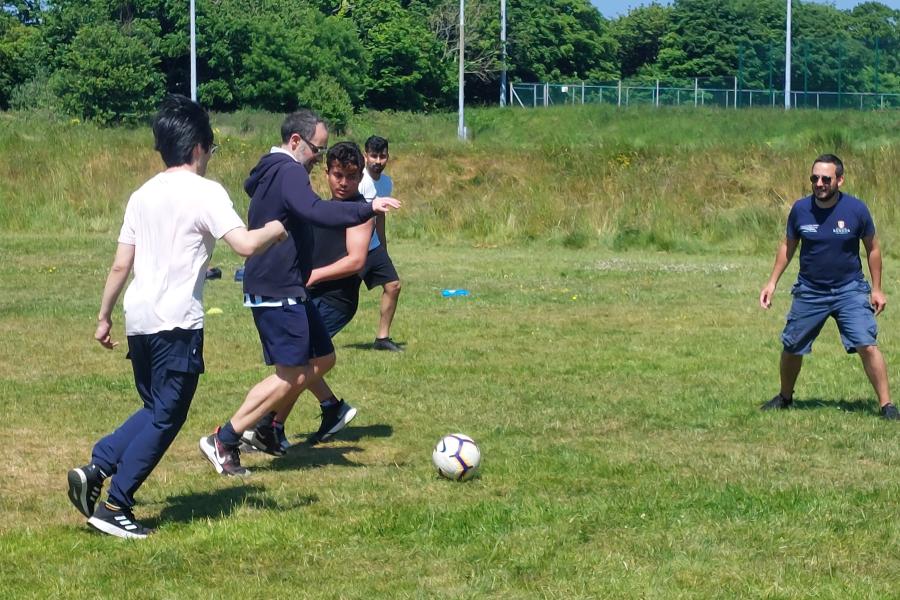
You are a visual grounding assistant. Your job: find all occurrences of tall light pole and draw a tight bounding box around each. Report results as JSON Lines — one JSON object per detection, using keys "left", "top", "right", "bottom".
{"left": 458, "top": 0, "right": 466, "bottom": 139}
{"left": 190, "top": 0, "right": 197, "bottom": 101}
{"left": 784, "top": 0, "right": 791, "bottom": 109}
{"left": 500, "top": 0, "right": 507, "bottom": 107}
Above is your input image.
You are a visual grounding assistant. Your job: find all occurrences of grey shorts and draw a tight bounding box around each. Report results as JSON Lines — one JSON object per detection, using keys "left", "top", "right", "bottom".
{"left": 781, "top": 279, "right": 878, "bottom": 355}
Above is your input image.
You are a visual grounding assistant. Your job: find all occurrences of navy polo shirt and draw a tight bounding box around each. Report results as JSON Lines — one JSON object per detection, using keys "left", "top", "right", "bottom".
{"left": 786, "top": 192, "right": 875, "bottom": 291}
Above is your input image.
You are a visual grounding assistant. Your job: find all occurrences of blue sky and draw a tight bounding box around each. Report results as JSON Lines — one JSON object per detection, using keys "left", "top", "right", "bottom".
{"left": 592, "top": 0, "right": 900, "bottom": 19}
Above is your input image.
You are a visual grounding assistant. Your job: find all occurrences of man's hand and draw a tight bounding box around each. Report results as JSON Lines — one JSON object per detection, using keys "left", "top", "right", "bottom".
{"left": 372, "top": 196, "right": 401, "bottom": 214}
{"left": 871, "top": 289, "right": 887, "bottom": 315}
{"left": 95, "top": 317, "right": 118, "bottom": 349}
{"left": 266, "top": 219, "right": 288, "bottom": 242}
{"left": 759, "top": 283, "right": 776, "bottom": 309}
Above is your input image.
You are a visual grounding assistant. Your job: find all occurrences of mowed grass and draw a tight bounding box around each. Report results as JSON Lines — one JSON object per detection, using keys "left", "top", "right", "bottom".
{"left": 1, "top": 234, "right": 898, "bottom": 598}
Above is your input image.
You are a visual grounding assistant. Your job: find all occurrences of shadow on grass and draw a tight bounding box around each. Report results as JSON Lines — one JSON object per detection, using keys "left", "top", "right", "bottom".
{"left": 256, "top": 424, "right": 394, "bottom": 472}
{"left": 339, "top": 341, "right": 406, "bottom": 351}
{"left": 148, "top": 484, "right": 316, "bottom": 526}
{"left": 790, "top": 397, "right": 874, "bottom": 414}
{"left": 284, "top": 423, "right": 393, "bottom": 445}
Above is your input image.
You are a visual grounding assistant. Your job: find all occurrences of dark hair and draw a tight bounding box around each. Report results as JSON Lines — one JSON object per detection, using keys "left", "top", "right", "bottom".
{"left": 281, "top": 109, "right": 324, "bottom": 143}
{"left": 364, "top": 135, "right": 389, "bottom": 154}
{"left": 152, "top": 94, "right": 214, "bottom": 168}
{"left": 325, "top": 141, "right": 364, "bottom": 172}
{"left": 813, "top": 154, "right": 844, "bottom": 177}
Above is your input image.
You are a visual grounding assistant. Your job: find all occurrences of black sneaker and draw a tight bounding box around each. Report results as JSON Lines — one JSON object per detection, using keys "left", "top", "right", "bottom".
{"left": 880, "top": 403, "right": 899, "bottom": 420}
{"left": 761, "top": 393, "right": 793, "bottom": 411}
{"left": 308, "top": 400, "right": 358, "bottom": 445}
{"left": 67, "top": 464, "right": 106, "bottom": 518}
{"left": 373, "top": 337, "right": 403, "bottom": 352}
{"left": 274, "top": 424, "right": 291, "bottom": 453}
{"left": 87, "top": 503, "right": 153, "bottom": 539}
{"left": 199, "top": 429, "right": 250, "bottom": 476}
{"left": 240, "top": 422, "right": 286, "bottom": 457}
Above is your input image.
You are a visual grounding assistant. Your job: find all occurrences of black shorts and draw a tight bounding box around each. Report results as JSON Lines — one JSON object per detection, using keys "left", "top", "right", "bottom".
{"left": 362, "top": 244, "right": 399, "bottom": 290}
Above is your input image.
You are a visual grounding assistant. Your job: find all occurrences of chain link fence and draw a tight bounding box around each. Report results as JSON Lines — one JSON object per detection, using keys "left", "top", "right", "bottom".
{"left": 510, "top": 80, "right": 900, "bottom": 110}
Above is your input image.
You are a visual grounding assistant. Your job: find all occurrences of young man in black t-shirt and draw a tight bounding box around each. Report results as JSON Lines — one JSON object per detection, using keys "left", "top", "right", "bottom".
{"left": 241, "top": 142, "right": 377, "bottom": 454}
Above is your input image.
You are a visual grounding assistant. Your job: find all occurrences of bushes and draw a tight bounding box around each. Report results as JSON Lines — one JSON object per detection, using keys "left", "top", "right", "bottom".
{"left": 50, "top": 23, "right": 164, "bottom": 124}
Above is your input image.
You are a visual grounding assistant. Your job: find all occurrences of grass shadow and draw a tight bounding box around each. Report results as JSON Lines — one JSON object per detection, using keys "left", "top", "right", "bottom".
{"left": 339, "top": 341, "right": 406, "bottom": 351}
{"left": 148, "top": 484, "right": 317, "bottom": 526}
{"left": 282, "top": 423, "right": 394, "bottom": 446}
{"left": 790, "top": 397, "right": 873, "bottom": 414}
{"left": 260, "top": 444, "right": 366, "bottom": 472}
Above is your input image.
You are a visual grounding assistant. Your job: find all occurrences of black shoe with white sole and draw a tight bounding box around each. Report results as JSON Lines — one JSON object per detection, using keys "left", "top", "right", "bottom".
{"left": 308, "top": 400, "right": 357, "bottom": 445}
{"left": 373, "top": 337, "right": 403, "bottom": 352}
{"left": 87, "top": 503, "right": 153, "bottom": 539}
{"left": 241, "top": 422, "right": 286, "bottom": 457}
{"left": 67, "top": 463, "right": 107, "bottom": 518}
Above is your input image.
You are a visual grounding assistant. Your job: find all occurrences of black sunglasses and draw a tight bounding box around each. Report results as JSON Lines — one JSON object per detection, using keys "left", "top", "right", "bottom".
{"left": 298, "top": 134, "right": 327, "bottom": 156}
{"left": 810, "top": 174, "right": 833, "bottom": 184}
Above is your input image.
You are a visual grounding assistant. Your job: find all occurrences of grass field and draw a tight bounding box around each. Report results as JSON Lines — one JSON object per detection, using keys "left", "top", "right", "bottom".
{"left": 2, "top": 232, "right": 899, "bottom": 598}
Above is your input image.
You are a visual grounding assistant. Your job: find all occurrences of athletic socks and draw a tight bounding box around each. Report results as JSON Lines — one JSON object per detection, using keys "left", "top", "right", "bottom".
{"left": 217, "top": 421, "right": 242, "bottom": 448}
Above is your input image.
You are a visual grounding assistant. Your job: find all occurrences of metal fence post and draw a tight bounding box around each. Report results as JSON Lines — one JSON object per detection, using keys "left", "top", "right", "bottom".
{"left": 581, "top": 81, "right": 585, "bottom": 104}
{"left": 655, "top": 79, "right": 660, "bottom": 107}
{"left": 694, "top": 78, "right": 698, "bottom": 107}
{"left": 617, "top": 80, "right": 622, "bottom": 107}
{"left": 544, "top": 83, "right": 549, "bottom": 107}
{"left": 734, "top": 76, "right": 738, "bottom": 109}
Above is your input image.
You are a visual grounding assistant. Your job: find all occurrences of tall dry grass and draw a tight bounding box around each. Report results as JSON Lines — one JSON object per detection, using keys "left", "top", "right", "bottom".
{"left": 1, "top": 106, "right": 897, "bottom": 255}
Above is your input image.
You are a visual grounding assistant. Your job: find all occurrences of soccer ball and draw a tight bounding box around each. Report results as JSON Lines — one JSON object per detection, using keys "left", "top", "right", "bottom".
{"left": 432, "top": 433, "right": 481, "bottom": 481}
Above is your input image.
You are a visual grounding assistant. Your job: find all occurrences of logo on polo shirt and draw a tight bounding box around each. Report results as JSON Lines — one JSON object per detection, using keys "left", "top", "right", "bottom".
{"left": 833, "top": 220, "right": 850, "bottom": 235}
{"left": 799, "top": 224, "right": 819, "bottom": 234}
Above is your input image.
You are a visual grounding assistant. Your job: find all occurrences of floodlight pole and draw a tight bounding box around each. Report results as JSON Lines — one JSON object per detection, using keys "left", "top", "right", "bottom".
{"left": 784, "top": 0, "right": 791, "bottom": 109}
{"left": 500, "top": 0, "right": 507, "bottom": 107}
{"left": 190, "top": 0, "right": 197, "bottom": 101}
{"left": 458, "top": 0, "right": 466, "bottom": 139}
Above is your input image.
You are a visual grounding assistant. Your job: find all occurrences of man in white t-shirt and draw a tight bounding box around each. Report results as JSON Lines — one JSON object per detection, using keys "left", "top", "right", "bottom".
{"left": 358, "top": 136, "right": 403, "bottom": 351}
{"left": 66, "top": 95, "right": 286, "bottom": 539}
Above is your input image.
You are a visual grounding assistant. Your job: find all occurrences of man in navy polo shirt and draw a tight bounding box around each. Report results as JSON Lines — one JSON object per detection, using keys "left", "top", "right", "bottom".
{"left": 759, "top": 154, "right": 897, "bottom": 420}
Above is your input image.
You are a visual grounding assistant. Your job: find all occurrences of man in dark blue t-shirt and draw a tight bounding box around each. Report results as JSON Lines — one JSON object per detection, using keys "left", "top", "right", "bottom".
{"left": 759, "top": 154, "right": 896, "bottom": 420}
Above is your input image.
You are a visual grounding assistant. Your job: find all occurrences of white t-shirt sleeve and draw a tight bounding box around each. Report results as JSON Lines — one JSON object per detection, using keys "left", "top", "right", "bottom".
{"left": 200, "top": 183, "right": 246, "bottom": 239}
{"left": 117, "top": 195, "right": 137, "bottom": 245}
{"left": 358, "top": 174, "right": 377, "bottom": 204}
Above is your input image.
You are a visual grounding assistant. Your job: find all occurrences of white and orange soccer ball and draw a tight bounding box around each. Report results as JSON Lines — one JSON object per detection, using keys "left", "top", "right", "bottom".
{"left": 432, "top": 433, "right": 481, "bottom": 481}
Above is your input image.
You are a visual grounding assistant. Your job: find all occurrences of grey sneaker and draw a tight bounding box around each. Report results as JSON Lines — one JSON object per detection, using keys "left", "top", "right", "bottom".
{"left": 880, "top": 403, "right": 899, "bottom": 420}
{"left": 308, "top": 400, "right": 357, "bottom": 445}
{"left": 761, "top": 393, "right": 793, "bottom": 411}
{"left": 199, "top": 429, "right": 250, "bottom": 476}
{"left": 87, "top": 503, "right": 153, "bottom": 539}
{"left": 373, "top": 337, "right": 403, "bottom": 352}
{"left": 67, "top": 464, "right": 107, "bottom": 518}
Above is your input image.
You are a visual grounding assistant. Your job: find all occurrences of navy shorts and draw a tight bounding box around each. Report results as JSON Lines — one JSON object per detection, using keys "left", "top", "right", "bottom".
{"left": 781, "top": 279, "right": 878, "bottom": 355}
{"left": 311, "top": 297, "right": 357, "bottom": 338}
{"left": 251, "top": 302, "right": 335, "bottom": 367}
{"left": 362, "top": 244, "right": 399, "bottom": 289}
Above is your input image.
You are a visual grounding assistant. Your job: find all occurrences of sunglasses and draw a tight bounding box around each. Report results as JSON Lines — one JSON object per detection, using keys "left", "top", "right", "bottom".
{"left": 210, "top": 143, "right": 219, "bottom": 155}
{"left": 810, "top": 174, "right": 833, "bottom": 184}
{"left": 299, "top": 134, "right": 327, "bottom": 156}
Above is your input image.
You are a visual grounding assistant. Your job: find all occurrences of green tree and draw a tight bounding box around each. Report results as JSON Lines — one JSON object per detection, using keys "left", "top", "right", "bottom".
{"left": 0, "top": 12, "right": 49, "bottom": 108}
{"left": 350, "top": 0, "right": 450, "bottom": 111}
{"left": 198, "top": 0, "right": 365, "bottom": 112}
{"left": 506, "top": 0, "right": 618, "bottom": 83}
{"left": 51, "top": 21, "right": 164, "bottom": 123}
{"left": 611, "top": 3, "right": 672, "bottom": 79}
